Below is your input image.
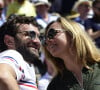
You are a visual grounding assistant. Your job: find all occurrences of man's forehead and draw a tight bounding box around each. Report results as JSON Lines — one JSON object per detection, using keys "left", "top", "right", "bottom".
{"left": 18, "top": 24, "right": 40, "bottom": 34}
{"left": 19, "top": 24, "right": 38, "bottom": 30}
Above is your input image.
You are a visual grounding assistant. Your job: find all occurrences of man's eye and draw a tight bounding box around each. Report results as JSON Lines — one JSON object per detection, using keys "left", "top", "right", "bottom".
{"left": 23, "top": 32, "right": 29, "bottom": 36}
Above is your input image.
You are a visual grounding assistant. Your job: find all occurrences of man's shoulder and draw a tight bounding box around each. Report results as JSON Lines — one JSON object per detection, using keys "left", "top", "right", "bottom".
{"left": 0, "top": 50, "right": 23, "bottom": 59}
{"left": 0, "top": 49, "right": 19, "bottom": 55}
{"left": 0, "top": 50, "right": 25, "bottom": 65}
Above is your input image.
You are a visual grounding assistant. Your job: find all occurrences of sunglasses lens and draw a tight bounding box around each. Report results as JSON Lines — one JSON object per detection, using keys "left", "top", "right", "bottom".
{"left": 47, "top": 35, "right": 54, "bottom": 39}
{"left": 43, "top": 29, "right": 59, "bottom": 46}
{"left": 28, "top": 31, "right": 36, "bottom": 39}
{"left": 47, "top": 29, "right": 58, "bottom": 39}
{"left": 30, "top": 31, "right": 45, "bottom": 42}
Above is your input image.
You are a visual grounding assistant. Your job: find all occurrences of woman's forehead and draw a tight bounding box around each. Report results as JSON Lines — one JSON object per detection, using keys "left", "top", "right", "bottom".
{"left": 48, "top": 22, "right": 62, "bottom": 30}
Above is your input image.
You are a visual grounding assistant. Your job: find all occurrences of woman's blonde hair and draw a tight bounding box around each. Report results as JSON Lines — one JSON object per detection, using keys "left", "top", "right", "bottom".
{"left": 43, "top": 17, "right": 100, "bottom": 73}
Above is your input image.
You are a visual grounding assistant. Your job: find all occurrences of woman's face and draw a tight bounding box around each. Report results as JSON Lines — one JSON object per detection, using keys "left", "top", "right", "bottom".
{"left": 45, "top": 22, "right": 71, "bottom": 58}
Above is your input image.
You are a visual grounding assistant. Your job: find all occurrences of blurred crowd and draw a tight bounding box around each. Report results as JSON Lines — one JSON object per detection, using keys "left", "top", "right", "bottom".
{"left": 0, "top": 0, "right": 94, "bottom": 26}
{"left": 0, "top": 0, "right": 100, "bottom": 90}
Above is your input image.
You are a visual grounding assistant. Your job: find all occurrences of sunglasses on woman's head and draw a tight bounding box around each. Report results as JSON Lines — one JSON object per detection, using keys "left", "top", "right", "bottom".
{"left": 17, "top": 30, "right": 42, "bottom": 41}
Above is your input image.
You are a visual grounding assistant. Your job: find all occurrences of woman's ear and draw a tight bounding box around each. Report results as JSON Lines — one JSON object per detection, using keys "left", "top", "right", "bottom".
{"left": 4, "top": 35, "right": 15, "bottom": 49}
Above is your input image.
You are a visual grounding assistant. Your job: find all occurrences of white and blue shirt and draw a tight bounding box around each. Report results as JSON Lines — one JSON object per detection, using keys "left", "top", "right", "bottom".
{"left": 0, "top": 50, "right": 38, "bottom": 90}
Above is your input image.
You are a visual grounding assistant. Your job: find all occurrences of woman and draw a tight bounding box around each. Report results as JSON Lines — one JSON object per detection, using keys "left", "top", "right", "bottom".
{"left": 42, "top": 17, "right": 100, "bottom": 90}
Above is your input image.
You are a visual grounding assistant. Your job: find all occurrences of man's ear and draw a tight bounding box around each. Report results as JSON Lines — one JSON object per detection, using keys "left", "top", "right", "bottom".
{"left": 4, "top": 35, "right": 15, "bottom": 49}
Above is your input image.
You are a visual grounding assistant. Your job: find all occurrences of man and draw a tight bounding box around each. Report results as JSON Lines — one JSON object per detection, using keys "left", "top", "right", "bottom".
{"left": 0, "top": 15, "right": 41, "bottom": 90}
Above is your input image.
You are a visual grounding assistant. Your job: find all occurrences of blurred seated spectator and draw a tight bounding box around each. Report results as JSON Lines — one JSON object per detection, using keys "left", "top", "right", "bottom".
{"left": 72, "top": 0, "right": 93, "bottom": 26}
{"left": 2, "top": 0, "right": 14, "bottom": 18}
{"left": 7, "top": 0, "right": 36, "bottom": 17}
{"left": 0, "top": 0, "right": 6, "bottom": 26}
{"left": 84, "top": 0, "right": 100, "bottom": 48}
{"left": 34, "top": 0, "right": 60, "bottom": 29}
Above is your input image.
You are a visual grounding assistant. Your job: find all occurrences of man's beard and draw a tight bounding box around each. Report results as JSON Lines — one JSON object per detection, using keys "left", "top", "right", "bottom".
{"left": 16, "top": 45, "right": 40, "bottom": 64}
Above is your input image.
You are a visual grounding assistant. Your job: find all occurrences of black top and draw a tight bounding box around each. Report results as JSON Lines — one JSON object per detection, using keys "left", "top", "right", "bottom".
{"left": 47, "top": 63, "right": 100, "bottom": 90}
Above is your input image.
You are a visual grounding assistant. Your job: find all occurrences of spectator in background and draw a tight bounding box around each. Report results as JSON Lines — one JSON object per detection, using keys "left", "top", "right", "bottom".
{"left": 42, "top": 17, "right": 100, "bottom": 90}
{"left": 0, "top": 0, "right": 6, "bottom": 26}
{"left": 84, "top": 0, "right": 100, "bottom": 48}
{"left": 2, "top": 0, "right": 14, "bottom": 18}
{"left": 38, "top": 59, "right": 57, "bottom": 90}
{"left": 0, "top": 15, "right": 41, "bottom": 90}
{"left": 73, "top": 0, "right": 92, "bottom": 26}
{"left": 34, "top": 0, "right": 59, "bottom": 29}
{"left": 7, "top": 0, "right": 36, "bottom": 18}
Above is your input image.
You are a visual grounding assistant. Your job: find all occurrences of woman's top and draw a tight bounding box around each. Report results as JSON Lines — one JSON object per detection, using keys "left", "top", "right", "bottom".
{"left": 47, "top": 62, "right": 100, "bottom": 90}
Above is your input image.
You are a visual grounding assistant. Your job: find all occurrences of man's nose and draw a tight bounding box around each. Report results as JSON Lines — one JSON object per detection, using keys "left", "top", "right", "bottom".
{"left": 31, "top": 37, "right": 41, "bottom": 49}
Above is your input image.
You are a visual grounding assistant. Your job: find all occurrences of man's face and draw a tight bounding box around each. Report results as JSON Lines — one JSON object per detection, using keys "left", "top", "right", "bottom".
{"left": 15, "top": 24, "right": 41, "bottom": 63}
